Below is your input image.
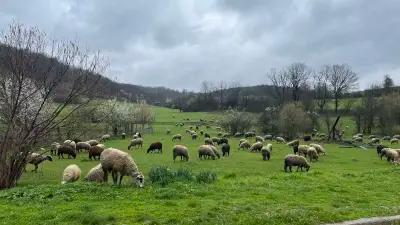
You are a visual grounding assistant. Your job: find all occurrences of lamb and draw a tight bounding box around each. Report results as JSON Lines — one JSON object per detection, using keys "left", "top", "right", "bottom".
{"left": 84, "top": 164, "right": 104, "bottom": 183}
{"left": 147, "top": 142, "right": 162, "bottom": 154}
{"left": 249, "top": 142, "right": 263, "bottom": 152}
{"left": 255, "top": 136, "right": 265, "bottom": 143}
{"left": 57, "top": 145, "right": 77, "bottom": 159}
{"left": 287, "top": 140, "right": 300, "bottom": 147}
{"left": 217, "top": 138, "right": 228, "bottom": 145}
{"left": 100, "top": 148, "right": 144, "bottom": 187}
{"left": 61, "top": 164, "right": 81, "bottom": 184}
{"left": 221, "top": 143, "right": 230, "bottom": 157}
{"left": 284, "top": 154, "right": 311, "bottom": 172}
{"left": 25, "top": 152, "right": 53, "bottom": 172}
{"left": 87, "top": 140, "right": 99, "bottom": 146}
{"left": 89, "top": 145, "right": 105, "bottom": 160}
{"left": 276, "top": 137, "right": 286, "bottom": 143}
{"left": 261, "top": 144, "right": 272, "bottom": 161}
{"left": 239, "top": 141, "right": 251, "bottom": 150}
{"left": 172, "top": 134, "right": 182, "bottom": 141}
{"left": 380, "top": 148, "right": 399, "bottom": 162}
{"left": 63, "top": 140, "right": 76, "bottom": 151}
{"left": 390, "top": 138, "right": 399, "bottom": 144}
{"left": 309, "top": 143, "right": 326, "bottom": 155}
{"left": 100, "top": 134, "right": 111, "bottom": 142}
{"left": 76, "top": 142, "right": 91, "bottom": 152}
{"left": 306, "top": 147, "right": 319, "bottom": 162}
{"left": 173, "top": 145, "right": 189, "bottom": 162}
{"left": 293, "top": 145, "right": 309, "bottom": 157}
{"left": 128, "top": 138, "right": 143, "bottom": 150}
{"left": 198, "top": 145, "right": 217, "bottom": 160}
{"left": 204, "top": 138, "right": 214, "bottom": 146}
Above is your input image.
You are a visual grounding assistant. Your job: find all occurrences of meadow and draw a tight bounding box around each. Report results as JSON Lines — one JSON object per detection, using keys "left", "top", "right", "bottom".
{"left": 0, "top": 107, "right": 400, "bottom": 225}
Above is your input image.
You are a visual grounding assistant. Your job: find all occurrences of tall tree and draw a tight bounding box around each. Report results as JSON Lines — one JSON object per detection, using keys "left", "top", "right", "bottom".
{"left": 383, "top": 74, "right": 394, "bottom": 93}
{"left": 286, "top": 63, "right": 310, "bottom": 102}
{"left": 313, "top": 66, "right": 330, "bottom": 113}
{"left": 268, "top": 68, "right": 289, "bottom": 105}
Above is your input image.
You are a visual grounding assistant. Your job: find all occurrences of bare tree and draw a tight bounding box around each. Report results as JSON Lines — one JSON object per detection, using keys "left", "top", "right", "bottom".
{"left": 286, "top": 63, "right": 310, "bottom": 102}
{"left": 0, "top": 22, "right": 106, "bottom": 189}
{"left": 215, "top": 80, "right": 227, "bottom": 109}
{"left": 268, "top": 68, "right": 289, "bottom": 105}
{"left": 313, "top": 66, "right": 330, "bottom": 113}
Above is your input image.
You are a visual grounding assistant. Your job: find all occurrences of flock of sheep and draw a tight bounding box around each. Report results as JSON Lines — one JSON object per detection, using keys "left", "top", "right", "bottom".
{"left": 24, "top": 123, "right": 400, "bottom": 188}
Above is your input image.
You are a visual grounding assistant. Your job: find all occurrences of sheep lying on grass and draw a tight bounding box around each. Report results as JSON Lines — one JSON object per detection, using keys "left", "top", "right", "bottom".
{"left": 62, "top": 164, "right": 81, "bottom": 184}
{"left": 284, "top": 154, "right": 310, "bottom": 172}
{"left": 261, "top": 144, "right": 272, "bottom": 161}
{"left": 25, "top": 152, "right": 53, "bottom": 172}
{"left": 128, "top": 138, "right": 143, "bottom": 150}
{"left": 84, "top": 164, "right": 104, "bottom": 183}
{"left": 173, "top": 145, "right": 189, "bottom": 162}
{"left": 100, "top": 148, "right": 144, "bottom": 187}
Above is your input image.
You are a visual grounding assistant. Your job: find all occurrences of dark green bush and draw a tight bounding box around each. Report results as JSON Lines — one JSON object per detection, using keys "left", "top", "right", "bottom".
{"left": 148, "top": 166, "right": 175, "bottom": 186}
{"left": 196, "top": 171, "right": 217, "bottom": 184}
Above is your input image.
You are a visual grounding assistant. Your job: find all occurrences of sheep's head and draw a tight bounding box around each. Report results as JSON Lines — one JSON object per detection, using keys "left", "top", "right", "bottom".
{"left": 46, "top": 155, "right": 53, "bottom": 161}
{"left": 132, "top": 172, "right": 144, "bottom": 188}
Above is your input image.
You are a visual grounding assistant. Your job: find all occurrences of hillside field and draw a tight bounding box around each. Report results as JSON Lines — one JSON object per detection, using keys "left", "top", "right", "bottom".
{"left": 0, "top": 107, "right": 400, "bottom": 225}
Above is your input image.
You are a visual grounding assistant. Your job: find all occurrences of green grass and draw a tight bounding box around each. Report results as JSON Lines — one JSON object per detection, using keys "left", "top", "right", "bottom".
{"left": 1, "top": 107, "right": 400, "bottom": 225}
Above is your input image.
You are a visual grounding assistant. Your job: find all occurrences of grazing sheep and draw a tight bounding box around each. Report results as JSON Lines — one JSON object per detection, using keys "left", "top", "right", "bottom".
{"left": 390, "top": 138, "right": 399, "bottom": 144}
{"left": 25, "top": 153, "right": 53, "bottom": 172}
{"left": 276, "top": 137, "right": 286, "bottom": 143}
{"left": 261, "top": 144, "right": 272, "bottom": 161}
{"left": 121, "top": 133, "right": 126, "bottom": 139}
{"left": 191, "top": 133, "right": 198, "bottom": 140}
{"left": 377, "top": 144, "right": 388, "bottom": 155}
{"left": 380, "top": 148, "right": 399, "bottom": 162}
{"left": 309, "top": 143, "right": 326, "bottom": 155}
{"left": 287, "top": 140, "right": 300, "bottom": 147}
{"left": 100, "top": 134, "right": 111, "bottom": 142}
{"left": 293, "top": 145, "right": 309, "bottom": 157}
{"left": 63, "top": 140, "right": 76, "bottom": 150}
{"left": 57, "top": 145, "right": 76, "bottom": 159}
{"left": 303, "top": 135, "right": 312, "bottom": 142}
{"left": 76, "top": 142, "right": 91, "bottom": 152}
{"left": 198, "top": 145, "right": 217, "bottom": 160}
{"left": 87, "top": 140, "right": 99, "bottom": 146}
{"left": 239, "top": 141, "right": 251, "bottom": 150}
{"left": 239, "top": 139, "right": 247, "bottom": 145}
{"left": 147, "top": 142, "right": 163, "bottom": 154}
{"left": 284, "top": 154, "right": 311, "bottom": 172}
{"left": 306, "top": 147, "right": 319, "bottom": 162}
{"left": 244, "top": 132, "right": 255, "bottom": 138}
{"left": 221, "top": 143, "right": 230, "bottom": 157}
{"left": 100, "top": 148, "right": 144, "bottom": 187}
{"left": 211, "top": 137, "right": 220, "bottom": 144}
{"left": 89, "top": 145, "right": 105, "bottom": 160}
{"left": 369, "top": 138, "right": 380, "bottom": 144}
{"left": 50, "top": 142, "right": 61, "bottom": 155}
{"left": 369, "top": 135, "right": 377, "bottom": 139}
{"left": 84, "top": 164, "right": 104, "bottom": 183}
{"left": 255, "top": 136, "right": 265, "bottom": 143}
{"left": 217, "top": 137, "right": 228, "bottom": 145}
{"left": 61, "top": 164, "right": 81, "bottom": 184}
{"left": 172, "top": 134, "right": 182, "bottom": 142}
{"left": 250, "top": 142, "right": 263, "bottom": 152}
{"left": 264, "top": 134, "right": 273, "bottom": 140}
{"left": 234, "top": 132, "right": 243, "bottom": 137}
{"left": 204, "top": 133, "right": 211, "bottom": 138}
{"left": 393, "top": 134, "right": 400, "bottom": 139}
{"left": 173, "top": 145, "right": 189, "bottom": 162}
{"left": 353, "top": 137, "right": 363, "bottom": 142}
{"left": 204, "top": 138, "right": 214, "bottom": 146}
{"left": 209, "top": 145, "right": 221, "bottom": 159}
{"left": 383, "top": 136, "right": 391, "bottom": 141}
{"left": 128, "top": 138, "right": 143, "bottom": 150}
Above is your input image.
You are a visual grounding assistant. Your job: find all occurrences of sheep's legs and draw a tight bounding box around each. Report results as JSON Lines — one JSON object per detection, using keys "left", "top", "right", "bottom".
{"left": 103, "top": 170, "right": 108, "bottom": 183}
{"left": 118, "top": 175, "right": 123, "bottom": 186}
{"left": 112, "top": 171, "right": 118, "bottom": 185}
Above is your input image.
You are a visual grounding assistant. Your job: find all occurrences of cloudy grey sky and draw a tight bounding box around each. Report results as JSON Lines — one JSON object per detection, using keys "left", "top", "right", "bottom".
{"left": 1, "top": 0, "right": 399, "bottom": 90}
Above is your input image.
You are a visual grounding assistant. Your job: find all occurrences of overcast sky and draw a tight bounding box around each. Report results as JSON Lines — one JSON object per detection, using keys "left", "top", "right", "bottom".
{"left": 1, "top": 0, "right": 399, "bottom": 91}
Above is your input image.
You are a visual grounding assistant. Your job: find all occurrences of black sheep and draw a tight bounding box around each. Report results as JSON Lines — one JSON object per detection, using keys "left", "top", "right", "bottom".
{"left": 217, "top": 138, "right": 229, "bottom": 145}
{"left": 376, "top": 144, "right": 387, "bottom": 156}
{"left": 222, "top": 143, "right": 230, "bottom": 157}
{"left": 147, "top": 142, "right": 163, "bottom": 154}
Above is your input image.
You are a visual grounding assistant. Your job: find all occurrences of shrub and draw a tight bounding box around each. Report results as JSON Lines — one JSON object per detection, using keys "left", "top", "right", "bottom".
{"left": 148, "top": 166, "right": 175, "bottom": 187}
{"left": 196, "top": 171, "right": 217, "bottom": 184}
{"left": 175, "top": 168, "right": 194, "bottom": 182}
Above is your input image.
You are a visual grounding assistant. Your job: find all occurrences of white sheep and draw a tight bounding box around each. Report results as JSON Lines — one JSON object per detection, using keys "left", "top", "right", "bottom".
{"left": 61, "top": 164, "right": 81, "bottom": 184}
{"left": 100, "top": 134, "right": 111, "bottom": 142}
{"left": 84, "top": 164, "right": 104, "bottom": 183}
{"left": 276, "top": 137, "right": 286, "bottom": 143}
{"left": 309, "top": 143, "right": 326, "bottom": 155}
{"left": 100, "top": 148, "right": 144, "bottom": 187}
{"left": 390, "top": 138, "right": 399, "bottom": 145}
{"left": 63, "top": 140, "right": 76, "bottom": 150}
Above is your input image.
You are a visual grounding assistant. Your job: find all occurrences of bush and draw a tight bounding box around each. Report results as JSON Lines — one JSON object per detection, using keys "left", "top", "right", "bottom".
{"left": 175, "top": 168, "right": 194, "bottom": 182}
{"left": 219, "top": 109, "right": 253, "bottom": 134}
{"left": 196, "top": 171, "right": 217, "bottom": 184}
{"left": 148, "top": 166, "right": 175, "bottom": 186}
{"left": 279, "top": 103, "right": 311, "bottom": 139}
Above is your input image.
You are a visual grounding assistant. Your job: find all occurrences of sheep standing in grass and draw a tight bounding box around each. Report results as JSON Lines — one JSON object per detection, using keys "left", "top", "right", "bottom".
{"left": 221, "top": 143, "right": 230, "bottom": 157}
{"left": 261, "top": 144, "right": 272, "bottom": 161}
{"left": 239, "top": 141, "right": 251, "bottom": 150}
{"left": 62, "top": 164, "right": 81, "bottom": 184}
{"left": 57, "top": 145, "right": 76, "bottom": 159}
{"left": 380, "top": 148, "right": 399, "bottom": 162}
{"left": 293, "top": 145, "right": 309, "bottom": 157}
{"left": 204, "top": 138, "right": 214, "bottom": 146}
{"left": 209, "top": 145, "right": 221, "bottom": 159}
{"left": 191, "top": 133, "right": 198, "bottom": 140}
{"left": 211, "top": 137, "right": 220, "bottom": 144}
{"left": 306, "top": 147, "right": 319, "bottom": 162}
{"left": 239, "top": 139, "right": 247, "bottom": 145}
{"left": 255, "top": 136, "right": 264, "bottom": 143}
{"left": 276, "top": 137, "right": 286, "bottom": 143}
{"left": 393, "top": 135, "right": 400, "bottom": 139}
{"left": 76, "top": 142, "right": 91, "bottom": 152}
{"left": 87, "top": 140, "right": 99, "bottom": 146}
{"left": 309, "top": 143, "right": 326, "bottom": 155}
{"left": 25, "top": 153, "right": 53, "bottom": 172}
{"left": 172, "top": 134, "right": 182, "bottom": 142}
{"left": 63, "top": 140, "right": 76, "bottom": 151}
{"left": 390, "top": 138, "right": 399, "bottom": 144}
{"left": 250, "top": 142, "right": 263, "bottom": 152}
{"left": 284, "top": 154, "right": 311, "bottom": 172}
{"left": 369, "top": 138, "right": 380, "bottom": 144}
{"left": 84, "top": 164, "right": 104, "bottom": 183}
{"left": 173, "top": 145, "right": 189, "bottom": 162}
{"left": 198, "top": 145, "right": 217, "bottom": 160}
{"left": 128, "top": 138, "right": 143, "bottom": 150}
{"left": 51, "top": 142, "right": 61, "bottom": 155}
{"left": 264, "top": 135, "right": 273, "bottom": 140}
{"left": 100, "top": 148, "right": 144, "bottom": 187}
{"left": 383, "top": 136, "right": 391, "bottom": 141}
{"left": 89, "top": 145, "right": 105, "bottom": 160}
{"left": 217, "top": 138, "right": 228, "bottom": 145}
{"left": 376, "top": 144, "right": 388, "bottom": 155}
{"left": 147, "top": 142, "right": 162, "bottom": 154}
{"left": 100, "top": 134, "right": 111, "bottom": 142}
{"left": 287, "top": 140, "right": 299, "bottom": 147}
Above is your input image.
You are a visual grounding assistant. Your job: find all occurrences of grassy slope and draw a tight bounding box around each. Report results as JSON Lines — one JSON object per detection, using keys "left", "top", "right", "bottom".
{"left": 1, "top": 107, "right": 400, "bottom": 225}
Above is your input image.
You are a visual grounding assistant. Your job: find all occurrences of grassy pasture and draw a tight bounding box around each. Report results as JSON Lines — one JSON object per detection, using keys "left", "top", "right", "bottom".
{"left": 0, "top": 107, "right": 400, "bottom": 225}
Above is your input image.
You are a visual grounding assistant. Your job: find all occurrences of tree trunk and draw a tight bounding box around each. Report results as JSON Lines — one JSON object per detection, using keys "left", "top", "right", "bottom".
{"left": 329, "top": 116, "right": 341, "bottom": 140}
{"left": 335, "top": 98, "right": 339, "bottom": 114}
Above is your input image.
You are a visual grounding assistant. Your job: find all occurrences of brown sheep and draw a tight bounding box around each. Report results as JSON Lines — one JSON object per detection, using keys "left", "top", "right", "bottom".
{"left": 89, "top": 145, "right": 105, "bottom": 160}
{"left": 198, "top": 145, "right": 216, "bottom": 160}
